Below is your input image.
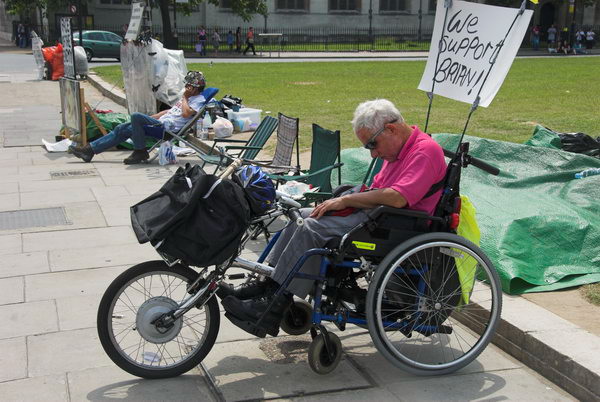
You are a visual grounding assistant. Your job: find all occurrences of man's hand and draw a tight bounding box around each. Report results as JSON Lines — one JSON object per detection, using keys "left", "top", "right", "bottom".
{"left": 310, "top": 197, "right": 348, "bottom": 219}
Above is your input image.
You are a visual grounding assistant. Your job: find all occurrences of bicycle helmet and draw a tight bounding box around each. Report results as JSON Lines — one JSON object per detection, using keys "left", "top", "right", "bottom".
{"left": 233, "top": 165, "right": 276, "bottom": 216}
{"left": 184, "top": 71, "right": 206, "bottom": 90}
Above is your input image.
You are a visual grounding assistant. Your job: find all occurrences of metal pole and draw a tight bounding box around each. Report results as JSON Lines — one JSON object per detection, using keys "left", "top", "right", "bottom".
{"left": 368, "top": 0, "right": 373, "bottom": 50}
{"left": 418, "top": 0, "right": 423, "bottom": 42}
{"left": 172, "top": 0, "right": 177, "bottom": 48}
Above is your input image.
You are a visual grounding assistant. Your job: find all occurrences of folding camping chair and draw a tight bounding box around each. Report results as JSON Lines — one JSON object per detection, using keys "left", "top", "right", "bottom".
{"left": 199, "top": 115, "right": 278, "bottom": 173}
{"left": 145, "top": 87, "right": 219, "bottom": 163}
{"left": 261, "top": 113, "right": 301, "bottom": 175}
{"left": 268, "top": 123, "right": 342, "bottom": 205}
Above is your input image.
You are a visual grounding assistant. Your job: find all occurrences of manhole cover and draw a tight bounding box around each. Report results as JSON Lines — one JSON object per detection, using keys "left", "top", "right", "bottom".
{"left": 50, "top": 169, "right": 98, "bottom": 179}
{"left": 0, "top": 207, "right": 71, "bottom": 230}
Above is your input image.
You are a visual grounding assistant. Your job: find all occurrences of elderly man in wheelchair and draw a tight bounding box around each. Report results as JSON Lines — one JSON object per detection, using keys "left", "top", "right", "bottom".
{"left": 220, "top": 98, "right": 448, "bottom": 338}
{"left": 98, "top": 98, "right": 502, "bottom": 378}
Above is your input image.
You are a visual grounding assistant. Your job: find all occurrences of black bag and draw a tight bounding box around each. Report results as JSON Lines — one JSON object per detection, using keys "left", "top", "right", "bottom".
{"left": 558, "top": 132, "right": 600, "bottom": 158}
{"left": 131, "top": 163, "right": 252, "bottom": 266}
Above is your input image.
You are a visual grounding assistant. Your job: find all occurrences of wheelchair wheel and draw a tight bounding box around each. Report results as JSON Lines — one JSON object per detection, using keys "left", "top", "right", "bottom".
{"left": 280, "top": 299, "right": 313, "bottom": 336}
{"left": 97, "top": 260, "right": 220, "bottom": 379}
{"left": 308, "top": 332, "right": 343, "bottom": 375}
{"left": 366, "top": 232, "right": 502, "bottom": 376}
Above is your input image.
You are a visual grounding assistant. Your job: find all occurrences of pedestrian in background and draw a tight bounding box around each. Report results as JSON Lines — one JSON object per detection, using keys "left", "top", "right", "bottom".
{"left": 586, "top": 29, "right": 596, "bottom": 50}
{"left": 212, "top": 28, "right": 221, "bottom": 55}
{"left": 197, "top": 26, "right": 207, "bottom": 57}
{"left": 17, "top": 23, "right": 26, "bottom": 48}
{"left": 227, "top": 30, "right": 234, "bottom": 52}
{"left": 547, "top": 24, "right": 557, "bottom": 50}
{"left": 243, "top": 27, "right": 256, "bottom": 56}
{"left": 235, "top": 27, "right": 242, "bottom": 53}
{"left": 531, "top": 25, "right": 540, "bottom": 51}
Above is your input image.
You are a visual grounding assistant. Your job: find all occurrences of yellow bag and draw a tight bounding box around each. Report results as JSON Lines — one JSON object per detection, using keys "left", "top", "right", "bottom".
{"left": 455, "top": 195, "right": 481, "bottom": 305}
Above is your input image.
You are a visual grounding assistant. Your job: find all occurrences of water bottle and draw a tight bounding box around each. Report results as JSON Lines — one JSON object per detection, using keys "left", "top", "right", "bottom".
{"left": 197, "top": 116, "right": 208, "bottom": 140}
{"left": 574, "top": 168, "right": 600, "bottom": 179}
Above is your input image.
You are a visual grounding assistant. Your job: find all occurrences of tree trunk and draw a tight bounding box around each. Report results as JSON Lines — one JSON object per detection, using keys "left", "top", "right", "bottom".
{"left": 158, "top": 0, "right": 175, "bottom": 49}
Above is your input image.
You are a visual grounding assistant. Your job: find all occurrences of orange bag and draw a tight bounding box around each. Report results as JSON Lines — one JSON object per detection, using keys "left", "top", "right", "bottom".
{"left": 41, "top": 46, "right": 56, "bottom": 62}
{"left": 50, "top": 43, "right": 64, "bottom": 81}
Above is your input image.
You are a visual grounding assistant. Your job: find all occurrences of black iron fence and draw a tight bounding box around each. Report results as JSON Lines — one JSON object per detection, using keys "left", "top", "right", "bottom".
{"left": 33, "top": 22, "right": 599, "bottom": 53}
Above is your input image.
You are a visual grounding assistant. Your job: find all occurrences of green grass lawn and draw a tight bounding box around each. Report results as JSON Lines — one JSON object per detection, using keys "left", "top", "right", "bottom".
{"left": 92, "top": 57, "right": 600, "bottom": 151}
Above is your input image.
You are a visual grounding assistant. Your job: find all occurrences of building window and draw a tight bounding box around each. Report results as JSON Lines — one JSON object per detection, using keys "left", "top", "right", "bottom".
{"left": 220, "top": 0, "right": 232, "bottom": 8}
{"left": 380, "top": 0, "right": 407, "bottom": 12}
{"left": 276, "top": 0, "right": 308, "bottom": 11}
{"left": 329, "top": 0, "right": 360, "bottom": 12}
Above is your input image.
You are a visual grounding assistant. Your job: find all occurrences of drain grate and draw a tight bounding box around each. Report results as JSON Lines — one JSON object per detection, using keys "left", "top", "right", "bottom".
{"left": 0, "top": 207, "right": 71, "bottom": 230}
{"left": 50, "top": 169, "right": 98, "bottom": 179}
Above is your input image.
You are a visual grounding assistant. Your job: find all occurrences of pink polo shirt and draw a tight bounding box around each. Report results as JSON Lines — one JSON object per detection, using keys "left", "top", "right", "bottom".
{"left": 370, "top": 126, "right": 446, "bottom": 215}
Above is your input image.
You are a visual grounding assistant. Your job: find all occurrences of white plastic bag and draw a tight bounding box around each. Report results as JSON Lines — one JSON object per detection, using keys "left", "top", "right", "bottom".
{"left": 213, "top": 116, "right": 233, "bottom": 139}
{"left": 158, "top": 141, "right": 177, "bottom": 165}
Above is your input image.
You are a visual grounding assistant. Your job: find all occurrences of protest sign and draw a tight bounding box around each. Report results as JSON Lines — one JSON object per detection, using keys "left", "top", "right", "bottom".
{"left": 61, "top": 17, "right": 76, "bottom": 79}
{"left": 125, "top": 2, "right": 145, "bottom": 40}
{"left": 418, "top": 0, "right": 532, "bottom": 107}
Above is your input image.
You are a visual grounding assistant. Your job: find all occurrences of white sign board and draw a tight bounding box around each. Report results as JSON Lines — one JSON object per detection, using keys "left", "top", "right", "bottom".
{"left": 60, "top": 17, "right": 76, "bottom": 79}
{"left": 418, "top": 0, "right": 532, "bottom": 107}
{"left": 125, "top": 2, "right": 145, "bottom": 40}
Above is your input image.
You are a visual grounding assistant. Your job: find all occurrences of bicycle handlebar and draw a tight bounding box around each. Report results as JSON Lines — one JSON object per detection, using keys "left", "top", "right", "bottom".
{"left": 288, "top": 208, "right": 304, "bottom": 227}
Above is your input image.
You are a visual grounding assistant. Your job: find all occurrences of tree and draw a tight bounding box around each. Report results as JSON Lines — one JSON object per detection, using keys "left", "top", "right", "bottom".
{"left": 156, "top": 0, "right": 267, "bottom": 49}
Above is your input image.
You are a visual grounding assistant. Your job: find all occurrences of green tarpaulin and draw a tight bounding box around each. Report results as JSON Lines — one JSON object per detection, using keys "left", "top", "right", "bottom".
{"left": 334, "top": 130, "right": 600, "bottom": 294}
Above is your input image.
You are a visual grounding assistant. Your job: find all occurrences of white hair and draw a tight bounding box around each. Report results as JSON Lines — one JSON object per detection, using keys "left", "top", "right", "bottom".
{"left": 351, "top": 99, "right": 404, "bottom": 133}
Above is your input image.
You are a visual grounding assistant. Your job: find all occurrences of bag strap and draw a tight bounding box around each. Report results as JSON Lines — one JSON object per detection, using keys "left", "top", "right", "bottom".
{"left": 423, "top": 177, "right": 445, "bottom": 199}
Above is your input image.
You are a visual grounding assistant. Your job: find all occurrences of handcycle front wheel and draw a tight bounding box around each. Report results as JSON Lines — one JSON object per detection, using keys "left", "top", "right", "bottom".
{"left": 366, "top": 232, "right": 502, "bottom": 376}
{"left": 97, "top": 260, "right": 220, "bottom": 379}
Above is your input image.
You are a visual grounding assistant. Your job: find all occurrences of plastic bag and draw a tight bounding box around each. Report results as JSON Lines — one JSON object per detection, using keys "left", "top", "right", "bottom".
{"left": 158, "top": 141, "right": 177, "bottom": 165}
{"left": 456, "top": 195, "right": 481, "bottom": 305}
{"left": 558, "top": 132, "right": 600, "bottom": 158}
{"left": 213, "top": 116, "right": 233, "bottom": 139}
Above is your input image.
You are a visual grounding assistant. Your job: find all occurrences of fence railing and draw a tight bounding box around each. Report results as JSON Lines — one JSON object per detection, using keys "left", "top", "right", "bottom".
{"left": 35, "top": 23, "right": 599, "bottom": 54}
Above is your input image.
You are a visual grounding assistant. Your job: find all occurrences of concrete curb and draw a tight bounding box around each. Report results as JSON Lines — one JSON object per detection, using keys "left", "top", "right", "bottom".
{"left": 496, "top": 294, "right": 600, "bottom": 401}
{"left": 87, "top": 66, "right": 600, "bottom": 402}
{"left": 86, "top": 71, "right": 127, "bottom": 109}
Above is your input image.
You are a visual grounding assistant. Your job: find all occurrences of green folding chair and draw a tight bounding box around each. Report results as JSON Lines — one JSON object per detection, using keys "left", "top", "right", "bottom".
{"left": 269, "top": 123, "right": 343, "bottom": 205}
{"left": 199, "top": 115, "right": 278, "bottom": 173}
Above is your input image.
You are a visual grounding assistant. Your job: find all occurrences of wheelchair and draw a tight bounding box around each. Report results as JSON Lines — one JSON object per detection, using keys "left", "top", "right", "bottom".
{"left": 96, "top": 141, "right": 502, "bottom": 379}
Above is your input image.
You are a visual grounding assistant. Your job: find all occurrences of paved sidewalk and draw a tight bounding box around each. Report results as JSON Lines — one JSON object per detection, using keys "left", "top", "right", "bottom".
{"left": 0, "top": 52, "right": 593, "bottom": 402}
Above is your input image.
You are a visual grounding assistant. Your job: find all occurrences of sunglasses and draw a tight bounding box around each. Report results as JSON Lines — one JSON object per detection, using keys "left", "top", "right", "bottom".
{"left": 364, "top": 119, "right": 397, "bottom": 150}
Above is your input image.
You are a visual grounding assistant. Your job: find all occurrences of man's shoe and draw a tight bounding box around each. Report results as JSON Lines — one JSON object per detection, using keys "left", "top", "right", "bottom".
{"left": 123, "top": 149, "right": 149, "bottom": 165}
{"left": 216, "top": 277, "right": 277, "bottom": 300}
{"left": 69, "top": 144, "right": 94, "bottom": 163}
{"left": 222, "top": 292, "right": 293, "bottom": 338}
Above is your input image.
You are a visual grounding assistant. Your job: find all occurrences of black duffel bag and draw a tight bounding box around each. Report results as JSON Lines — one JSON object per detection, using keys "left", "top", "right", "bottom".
{"left": 131, "top": 163, "right": 252, "bottom": 266}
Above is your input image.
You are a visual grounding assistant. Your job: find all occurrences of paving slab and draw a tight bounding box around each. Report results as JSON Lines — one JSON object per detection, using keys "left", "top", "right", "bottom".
{"left": 0, "top": 192, "right": 19, "bottom": 209}
{"left": 0, "top": 276, "right": 24, "bottom": 304}
{"left": 202, "top": 336, "right": 372, "bottom": 401}
{"left": 0, "top": 374, "right": 68, "bottom": 402}
{"left": 0, "top": 233, "right": 22, "bottom": 255}
{"left": 19, "top": 187, "right": 96, "bottom": 209}
{"left": 23, "top": 226, "right": 134, "bottom": 252}
{"left": 96, "top": 195, "right": 145, "bottom": 226}
{"left": 0, "top": 251, "right": 50, "bottom": 278}
{"left": 27, "top": 327, "right": 112, "bottom": 377}
{"left": 0, "top": 181, "right": 18, "bottom": 194}
{"left": 55, "top": 294, "right": 101, "bottom": 331}
{"left": 0, "top": 300, "right": 58, "bottom": 338}
{"left": 19, "top": 176, "right": 105, "bottom": 192}
{"left": 49, "top": 242, "right": 154, "bottom": 272}
{"left": 0, "top": 336, "right": 27, "bottom": 382}
{"left": 25, "top": 265, "right": 129, "bottom": 302}
{"left": 67, "top": 365, "right": 215, "bottom": 401}
{"left": 90, "top": 185, "right": 129, "bottom": 202}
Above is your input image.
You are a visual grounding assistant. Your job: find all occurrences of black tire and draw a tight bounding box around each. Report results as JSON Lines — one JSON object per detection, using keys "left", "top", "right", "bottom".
{"left": 84, "top": 48, "right": 93, "bottom": 62}
{"left": 97, "top": 260, "right": 220, "bottom": 379}
{"left": 366, "top": 232, "right": 502, "bottom": 376}
{"left": 307, "top": 332, "right": 342, "bottom": 375}
{"left": 280, "top": 299, "right": 313, "bottom": 336}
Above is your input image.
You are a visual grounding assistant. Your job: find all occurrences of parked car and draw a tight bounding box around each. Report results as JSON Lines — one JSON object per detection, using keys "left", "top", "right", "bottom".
{"left": 73, "top": 30, "right": 123, "bottom": 62}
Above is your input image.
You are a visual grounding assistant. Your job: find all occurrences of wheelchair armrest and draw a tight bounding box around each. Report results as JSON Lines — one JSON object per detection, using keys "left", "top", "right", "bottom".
{"left": 367, "top": 206, "right": 442, "bottom": 223}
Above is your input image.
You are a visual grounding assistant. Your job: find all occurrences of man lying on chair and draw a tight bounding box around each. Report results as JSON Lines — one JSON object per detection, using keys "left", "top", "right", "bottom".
{"left": 219, "top": 98, "right": 448, "bottom": 337}
{"left": 70, "top": 71, "right": 207, "bottom": 165}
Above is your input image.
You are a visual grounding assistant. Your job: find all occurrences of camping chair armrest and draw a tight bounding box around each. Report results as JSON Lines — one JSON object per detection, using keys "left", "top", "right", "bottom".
{"left": 269, "top": 163, "right": 343, "bottom": 183}
{"left": 213, "top": 138, "right": 248, "bottom": 143}
{"left": 224, "top": 145, "right": 263, "bottom": 151}
{"left": 302, "top": 191, "right": 333, "bottom": 201}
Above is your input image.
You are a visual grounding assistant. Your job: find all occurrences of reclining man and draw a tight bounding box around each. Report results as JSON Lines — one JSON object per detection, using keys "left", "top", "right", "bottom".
{"left": 219, "top": 98, "right": 448, "bottom": 337}
{"left": 70, "top": 71, "right": 207, "bottom": 165}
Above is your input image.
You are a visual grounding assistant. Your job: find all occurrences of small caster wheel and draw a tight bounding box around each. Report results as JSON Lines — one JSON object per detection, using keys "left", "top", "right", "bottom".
{"left": 307, "top": 332, "right": 342, "bottom": 375}
{"left": 280, "top": 299, "right": 313, "bottom": 336}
